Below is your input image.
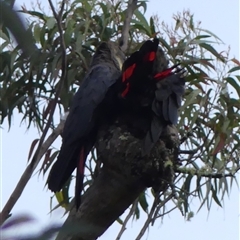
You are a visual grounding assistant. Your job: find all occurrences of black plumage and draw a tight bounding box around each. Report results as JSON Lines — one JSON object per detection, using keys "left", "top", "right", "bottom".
{"left": 119, "top": 39, "right": 185, "bottom": 155}
{"left": 48, "top": 39, "right": 185, "bottom": 209}
{"left": 47, "top": 42, "right": 125, "bottom": 209}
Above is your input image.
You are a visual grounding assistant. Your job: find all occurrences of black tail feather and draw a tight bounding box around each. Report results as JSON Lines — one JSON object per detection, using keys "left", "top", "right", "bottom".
{"left": 143, "top": 115, "right": 164, "bottom": 156}
{"left": 47, "top": 144, "right": 79, "bottom": 192}
{"left": 75, "top": 147, "right": 86, "bottom": 209}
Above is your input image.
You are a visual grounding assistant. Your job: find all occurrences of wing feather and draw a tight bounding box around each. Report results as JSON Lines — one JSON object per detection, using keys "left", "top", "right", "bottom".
{"left": 48, "top": 64, "right": 121, "bottom": 192}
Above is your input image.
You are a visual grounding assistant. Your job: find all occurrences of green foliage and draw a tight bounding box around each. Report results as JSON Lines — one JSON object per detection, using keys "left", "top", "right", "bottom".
{"left": 1, "top": 0, "right": 239, "bottom": 236}
{"left": 153, "top": 11, "right": 240, "bottom": 216}
{"left": 0, "top": 0, "right": 154, "bottom": 129}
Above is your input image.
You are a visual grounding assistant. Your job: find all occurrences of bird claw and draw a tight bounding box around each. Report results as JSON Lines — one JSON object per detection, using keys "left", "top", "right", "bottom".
{"left": 171, "top": 64, "right": 187, "bottom": 78}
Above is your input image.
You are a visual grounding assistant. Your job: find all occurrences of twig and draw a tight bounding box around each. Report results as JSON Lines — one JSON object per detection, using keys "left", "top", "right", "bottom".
{"left": 150, "top": 191, "right": 165, "bottom": 225}
{"left": 119, "top": 0, "right": 138, "bottom": 52}
{"left": 0, "top": 120, "right": 65, "bottom": 225}
{"left": 0, "top": 0, "right": 67, "bottom": 225}
{"left": 180, "top": 126, "right": 198, "bottom": 144}
{"left": 115, "top": 200, "right": 137, "bottom": 240}
{"left": 29, "top": 0, "right": 66, "bottom": 170}
{"left": 175, "top": 167, "right": 240, "bottom": 178}
{"left": 135, "top": 193, "right": 173, "bottom": 240}
{"left": 179, "top": 150, "right": 197, "bottom": 154}
{"left": 135, "top": 194, "right": 159, "bottom": 240}
{"left": 151, "top": 203, "right": 177, "bottom": 225}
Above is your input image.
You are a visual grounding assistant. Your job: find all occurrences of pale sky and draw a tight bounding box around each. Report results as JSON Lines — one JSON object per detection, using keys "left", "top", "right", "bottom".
{"left": 1, "top": 0, "right": 240, "bottom": 239}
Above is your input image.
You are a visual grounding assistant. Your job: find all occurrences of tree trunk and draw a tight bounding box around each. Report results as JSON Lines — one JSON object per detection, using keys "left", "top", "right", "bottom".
{"left": 56, "top": 124, "right": 179, "bottom": 240}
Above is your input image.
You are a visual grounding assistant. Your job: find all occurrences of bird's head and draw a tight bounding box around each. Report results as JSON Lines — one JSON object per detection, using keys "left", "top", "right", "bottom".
{"left": 90, "top": 42, "right": 125, "bottom": 70}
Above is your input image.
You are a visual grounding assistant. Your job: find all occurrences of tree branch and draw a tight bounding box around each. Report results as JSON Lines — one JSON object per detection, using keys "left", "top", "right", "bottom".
{"left": 155, "top": 205, "right": 178, "bottom": 222}
{"left": 175, "top": 167, "right": 240, "bottom": 178}
{"left": 135, "top": 195, "right": 159, "bottom": 240}
{"left": 115, "top": 200, "right": 138, "bottom": 240}
{"left": 119, "top": 0, "right": 138, "bottom": 52}
{"left": 151, "top": 198, "right": 178, "bottom": 225}
{"left": 0, "top": 120, "right": 65, "bottom": 225}
{"left": 135, "top": 193, "right": 173, "bottom": 240}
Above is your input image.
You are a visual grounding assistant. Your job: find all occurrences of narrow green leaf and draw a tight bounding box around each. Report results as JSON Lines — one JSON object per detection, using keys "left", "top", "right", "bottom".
{"left": 27, "top": 139, "right": 39, "bottom": 161}
{"left": 221, "top": 177, "right": 229, "bottom": 199}
{"left": 195, "top": 35, "right": 211, "bottom": 39}
{"left": 182, "top": 89, "right": 201, "bottom": 108}
{"left": 174, "top": 19, "right": 181, "bottom": 31}
{"left": 0, "top": 29, "right": 9, "bottom": 41}
{"left": 138, "top": 191, "right": 148, "bottom": 213}
{"left": 41, "top": 150, "right": 59, "bottom": 175}
{"left": 83, "top": 0, "right": 92, "bottom": 13}
{"left": 132, "top": 22, "right": 149, "bottom": 35}
{"left": 183, "top": 174, "right": 193, "bottom": 213}
{"left": 20, "top": 10, "right": 46, "bottom": 21}
{"left": 225, "top": 77, "right": 240, "bottom": 98}
{"left": 228, "top": 66, "right": 240, "bottom": 73}
{"left": 134, "top": 204, "right": 140, "bottom": 220}
{"left": 133, "top": 9, "right": 150, "bottom": 35}
{"left": 197, "top": 180, "right": 211, "bottom": 212}
{"left": 195, "top": 27, "right": 224, "bottom": 43}
{"left": 46, "top": 17, "right": 56, "bottom": 30}
{"left": 211, "top": 185, "right": 222, "bottom": 207}
{"left": 196, "top": 176, "right": 203, "bottom": 199}
{"left": 199, "top": 43, "right": 225, "bottom": 62}
{"left": 137, "top": 1, "right": 147, "bottom": 13}
{"left": 0, "top": 41, "right": 9, "bottom": 52}
{"left": 33, "top": 24, "right": 41, "bottom": 43}
{"left": 99, "top": 2, "right": 108, "bottom": 16}
{"left": 189, "top": 15, "right": 194, "bottom": 31}
{"left": 116, "top": 217, "right": 124, "bottom": 225}
{"left": 114, "top": 1, "right": 121, "bottom": 12}
{"left": 149, "top": 17, "right": 156, "bottom": 35}
{"left": 158, "top": 37, "right": 171, "bottom": 51}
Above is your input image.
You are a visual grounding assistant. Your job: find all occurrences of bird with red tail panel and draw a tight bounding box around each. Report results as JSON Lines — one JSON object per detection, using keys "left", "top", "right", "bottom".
{"left": 120, "top": 38, "right": 186, "bottom": 155}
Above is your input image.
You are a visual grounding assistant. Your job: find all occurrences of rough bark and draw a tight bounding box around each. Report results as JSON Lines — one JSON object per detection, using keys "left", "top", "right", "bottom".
{"left": 56, "top": 124, "right": 179, "bottom": 240}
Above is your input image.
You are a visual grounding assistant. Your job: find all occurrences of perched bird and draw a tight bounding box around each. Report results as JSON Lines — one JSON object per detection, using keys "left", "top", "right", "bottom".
{"left": 47, "top": 42, "right": 125, "bottom": 209}
{"left": 119, "top": 38, "right": 185, "bottom": 155}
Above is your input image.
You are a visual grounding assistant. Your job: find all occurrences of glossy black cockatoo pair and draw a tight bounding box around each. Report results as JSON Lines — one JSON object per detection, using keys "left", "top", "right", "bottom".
{"left": 47, "top": 39, "right": 185, "bottom": 209}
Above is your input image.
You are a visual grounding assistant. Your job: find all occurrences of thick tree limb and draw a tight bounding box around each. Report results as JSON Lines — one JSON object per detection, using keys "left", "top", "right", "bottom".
{"left": 55, "top": 124, "right": 179, "bottom": 240}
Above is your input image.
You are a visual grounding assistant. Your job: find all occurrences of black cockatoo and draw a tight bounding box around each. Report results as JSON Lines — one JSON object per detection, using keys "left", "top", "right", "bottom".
{"left": 119, "top": 38, "right": 185, "bottom": 155}
{"left": 47, "top": 42, "right": 125, "bottom": 209}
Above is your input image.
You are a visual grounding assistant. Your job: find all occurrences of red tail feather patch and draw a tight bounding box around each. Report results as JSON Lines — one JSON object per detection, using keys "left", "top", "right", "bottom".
{"left": 143, "top": 52, "right": 156, "bottom": 62}
{"left": 78, "top": 147, "right": 85, "bottom": 175}
{"left": 121, "top": 82, "right": 130, "bottom": 97}
{"left": 122, "top": 63, "right": 136, "bottom": 83}
{"left": 154, "top": 68, "right": 173, "bottom": 81}
{"left": 154, "top": 64, "right": 182, "bottom": 81}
